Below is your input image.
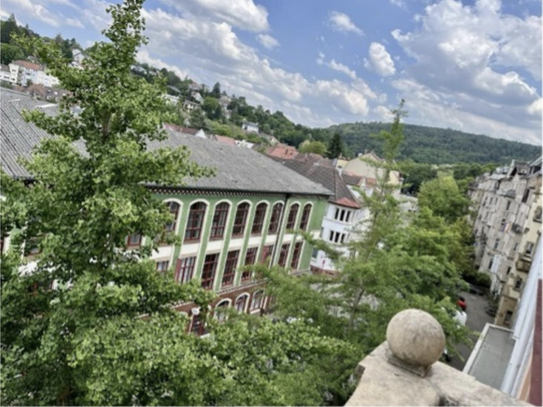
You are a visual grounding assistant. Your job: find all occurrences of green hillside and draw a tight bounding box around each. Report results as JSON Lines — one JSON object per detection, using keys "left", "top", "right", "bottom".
{"left": 329, "top": 122, "right": 541, "bottom": 165}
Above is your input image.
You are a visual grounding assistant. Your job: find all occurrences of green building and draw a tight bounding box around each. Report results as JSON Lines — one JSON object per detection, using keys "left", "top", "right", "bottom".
{"left": 0, "top": 90, "right": 332, "bottom": 334}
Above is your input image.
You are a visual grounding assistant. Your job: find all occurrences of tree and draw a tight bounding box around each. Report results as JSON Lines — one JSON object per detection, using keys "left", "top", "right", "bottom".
{"left": 202, "top": 96, "right": 222, "bottom": 120}
{"left": 0, "top": 42, "right": 24, "bottom": 65}
{"left": 1, "top": 2, "right": 351, "bottom": 405}
{"left": 299, "top": 140, "right": 327, "bottom": 155}
{"left": 1, "top": 14, "right": 19, "bottom": 44}
{"left": 326, "top": 132, "right": 344, "bottom": 159}
{"left": 189, "top": 107, "right": 207, "bottom": 129}
{"left": 211, "top": 81, "right": 221, "bottom": 98}
{"left": 265, "top": 101, "right": 470, "bottom": 391}
{"left": 418, "top": 175, "right": 470, "bottom": 223}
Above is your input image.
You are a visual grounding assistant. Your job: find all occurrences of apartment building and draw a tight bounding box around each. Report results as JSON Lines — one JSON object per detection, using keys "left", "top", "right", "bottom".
{"left": 470, "top": 157, "right": 542, "bottom": 327}
{"left": 8, "top": 60, "right": 59, "bottom": 87}
{"left": 0, "top": 90, "right": 332, "bottom": 334}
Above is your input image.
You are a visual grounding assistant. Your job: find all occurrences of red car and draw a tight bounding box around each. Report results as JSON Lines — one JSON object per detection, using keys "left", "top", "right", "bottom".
{"left": 457, "top": 296, "right": 467, "bottom": 311}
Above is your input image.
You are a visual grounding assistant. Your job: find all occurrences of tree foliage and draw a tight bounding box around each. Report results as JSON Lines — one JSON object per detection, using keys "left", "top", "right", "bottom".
{"left": 299, "top": 140, "right": 327, "bottom": 155}
{"left": 0, "top": 1, "right": 351, "bottom": 405}
{"left": 326, "top": 132, "right": 345, "bottom": 159}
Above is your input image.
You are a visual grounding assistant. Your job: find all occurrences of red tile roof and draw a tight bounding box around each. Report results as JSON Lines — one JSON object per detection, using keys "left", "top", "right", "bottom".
{"left": 332, "top": 197, "right": 361, "bottom": 209}
{"left": 265, "top": 143, "right": 298, "bottom": 159}
{"left": 12, "top": 60, "right": 41, "bottom": 71}
{"left": 214, "top": 135, "right": 237, "bottom": 145}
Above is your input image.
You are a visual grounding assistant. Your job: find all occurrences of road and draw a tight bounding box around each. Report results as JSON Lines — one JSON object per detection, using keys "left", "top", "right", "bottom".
{"left": 449, "top": 290, "right": 494, "bottom": 371}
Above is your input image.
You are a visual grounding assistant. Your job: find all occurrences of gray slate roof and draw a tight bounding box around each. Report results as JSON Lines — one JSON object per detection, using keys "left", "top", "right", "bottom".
{"left": 1, "top": 91, "right": 332, "bottom": 196}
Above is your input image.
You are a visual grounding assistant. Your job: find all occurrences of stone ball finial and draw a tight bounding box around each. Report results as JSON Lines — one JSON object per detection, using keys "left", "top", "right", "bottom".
{"left": 386, "top": 309, "right": 445, "bottom": 376}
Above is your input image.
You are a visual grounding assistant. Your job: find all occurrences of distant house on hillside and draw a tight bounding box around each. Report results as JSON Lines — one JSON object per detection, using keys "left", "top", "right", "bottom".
{"left": 182, "top": 100, "right": 199, "bottom": 112}
{"left": 236, "top": 140, "right": 255, "bottom": 149}
{"left": 213, "top": 135, "right": 237, "bottom": 146}
{"left": 242, "top": 121, "right": 259, "bottom": 134}
{"left": 265, "top": 143, "right": 298, "bottom": 159}
{"left": 1, "top": 64, "right": 11, "bottom": 82}
{"left": 188, "top": 81, "right": 201, "bottom": 91}
{"left": 16, "top": 83, "right": 70, "bottom": 102}
{"left": 164, "top": 94, "right": 179, "bottom": 105}
{"left": 72, "top": 49, "right": 85, "bottom": 65}
{"left": 191, "top": 91, "right": 203, "bottom": 104}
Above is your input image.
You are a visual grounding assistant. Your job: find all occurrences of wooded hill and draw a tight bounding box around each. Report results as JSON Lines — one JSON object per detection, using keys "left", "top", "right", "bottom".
{"left": 329, "top": 122, "right": 541, "bottom": 165}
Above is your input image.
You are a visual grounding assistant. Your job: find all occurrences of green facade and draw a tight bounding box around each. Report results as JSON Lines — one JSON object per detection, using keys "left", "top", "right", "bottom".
{"left": 147, "top": 189, "right": 327, "bottom": 293}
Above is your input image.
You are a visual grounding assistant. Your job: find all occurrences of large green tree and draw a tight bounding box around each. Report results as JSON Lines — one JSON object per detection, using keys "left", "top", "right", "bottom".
{"left": 0, "top": 1, "right": 350, "bottom": 405}
{"left": 299, "top": 140, "right": 327, "bottom": 155}
{"left": 326, "top": 132, "right": 345, "bottom": 159}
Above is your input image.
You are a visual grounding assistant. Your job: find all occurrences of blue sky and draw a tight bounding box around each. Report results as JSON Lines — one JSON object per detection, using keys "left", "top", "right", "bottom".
{"left": 2, "top": 0, "right": 542, "bottom": 145}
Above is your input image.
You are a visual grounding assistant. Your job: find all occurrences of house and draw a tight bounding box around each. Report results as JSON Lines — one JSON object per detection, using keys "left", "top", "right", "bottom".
{"left": 0, "top": 90, "right": 333, "bottom": 334}
{"left": 338, "top": 151, "right": 402, "bottom": 198}
{"left": 8, "top": 60, "right": 59, "bottom": 87}
{"left": 191, "top": 91, "right": 203, "bottom": 104}
{"left": 264, "top": 143, "right": 298, "bottom": 159}
{"left": 270, "top": 156, "right": 362, "bottom": 275}
{"left": 235, "top": 140, "right": 255, "bottom": 149}
{"left": 242, "top": 121, "right": 259, "bottom": 134}
{"left": 16, "top": 84, "right": 70, "bottom": 102}
{"left": 164, "top": 94, "right": 179, "bottom": 105}
{"left": 212, "top": 135, "right": 237, "bottom": 146}
{"left": 470, "top": 157, "right": 542, "bottom": 325}
{"left": 72, "top": 49, "right": 85, "bottom": 65}
{"left": 1, "top": 64, "right": 11, "bottom": 82}
{"left": 182, "top": 99, "right": 199, "bottom": 112}
{"left": 188, "top": 81, "right": 201, "bottom": 91}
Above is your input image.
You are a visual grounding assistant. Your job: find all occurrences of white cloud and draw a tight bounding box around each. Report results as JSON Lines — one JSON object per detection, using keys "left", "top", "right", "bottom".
{"left": 391, "top": 0, "right": 541, "bottom": 144}
{"left": 364, "top": 42, "right": 396, "bottom": 77}
{"left": 140, "top": 8, "right": 377, "bottom": 127}
{"left": 328, "top": 11, "right": 363, "bottom": 36}
{"left": 159, "top": 0, "right": 269, "bottom": 32}
{"left": 373, "top": 105, "right": 394, "bottom": 121}
{"left": 389, "top": 0, "right": 407, "bottom": 9}
{"left": 3, "top": 0, "right": 61, "bottom": 27}
{"left": 317, "top": 53, "right": 357, "bottom": 80}
{"left": 256, "top": 34, "right": 280, "bottom": 50}
{"left": 137, "top": 50, "right": 192, "bottom": 82}
{"left": 66, "top": 16, "right": 84, "bottom": 28}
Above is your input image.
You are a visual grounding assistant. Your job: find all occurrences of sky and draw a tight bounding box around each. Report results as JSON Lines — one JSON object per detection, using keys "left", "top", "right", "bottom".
{"left": 2, "top": 0, "right": 542, "bottom": 145}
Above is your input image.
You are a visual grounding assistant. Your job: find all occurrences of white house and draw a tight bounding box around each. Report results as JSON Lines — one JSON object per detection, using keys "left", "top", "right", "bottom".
{"left": 191, "top": 91, "right": 203, "bottom": 104}
{"left": 183, "top": 100, "right": 199, "bottom": 112}
{"left": 242, "top": 121, "right": 259, "bottom": 134}
{"left": 270, "top": 157, "right": 362, "bottom": 275}
{"left": 8, "top": 60, "right": 59, "bottom": 87}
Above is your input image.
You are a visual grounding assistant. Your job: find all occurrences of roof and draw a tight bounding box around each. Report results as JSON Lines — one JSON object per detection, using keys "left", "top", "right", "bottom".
{"left": 213, "top": 135, "right": 236, "bottom": 145}
{"left": 1, "top": 95, "right": 332, "bottom": 197}
{"left": 292, "top": 153, "right": 333, "bottom": 167}
{"left": 163, "top": 123, "right": 199, "bottom": 135}
{"left": 12, "top": 60, "right": 41, "bottom": 71}
{"left": 341, "top": 171, "right": 364, "bottom": 186}
{"left": 269, "top": 157, "right": 360, "bottom": 209}
{"left": 463, "top": 324, "right": 515, "bottom": 390}
{"left": 265, "top": 143, "right": 298, "bottom": 159}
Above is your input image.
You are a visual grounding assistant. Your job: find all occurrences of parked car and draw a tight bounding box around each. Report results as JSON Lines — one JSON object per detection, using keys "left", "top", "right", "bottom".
{"left": 468, "top": 284, "right": 484, "bottom": 296}
{"left": 457, "top": 295, "right": 467, "bottom": 311}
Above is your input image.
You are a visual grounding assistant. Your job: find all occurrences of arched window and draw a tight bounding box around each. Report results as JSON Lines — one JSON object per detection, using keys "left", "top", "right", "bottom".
{"left": 210, "top": 202, "right": 230, "bottom": 239}
{"left": 215, "top": 300, "right": 230, "bottom": 322}
{"left": 251, "top": 203, "right": 268, "bottom": 235}
{"left": 184, "top": 202, "right": 207, "bottom": 242}
{"left": 290, "top": 242, "right": 303, "bottom": 270}
{"left": 286, "top": 203, "right": 299, "bottom": 229}
{"left": 299, "top": 204, "right": 312, "bottom": 231}
{"left": 251, "top": 290, "right": 265, "bottom": 310}
{"left": 232, "top": 202, "right": 250, "bottom": 236}
{"left": 235, "top": 294, "right": 249, "bottom": 313}
{"left": 278, "top": 243, "right": 290, "bottom": 267}
{"left": 165, "top": 201, "right": 180, "bottom": 233}
{"left": 268, "top": 203, "right": 283, "bottom": 234}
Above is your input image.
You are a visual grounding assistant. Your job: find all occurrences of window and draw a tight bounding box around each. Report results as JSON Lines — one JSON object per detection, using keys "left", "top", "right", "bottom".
{"left": 260, "top": 245, "right": 274, "bottom": 266}
{"left": 525, "top": 242, "right": 535, "bottom": 256}
{"left": 514, "top": 277, "right": 523, "bottom": 290}
{"left": 242, "top": 248, "right": 258, "bottom": 281}
{"left": 345, "top": 211, "right": 351, "bottom": 223}
{"left": 286, "top": 204, "right": 299, "bottom": 229}
{"left": 222, "top": 250, "right": 239, "bottom": 287}
{"left": 210, "top": 202, "right": 229, "bottom": 239}
{"left": 488, "top": 258, "right": 494, "bottom": 271}
{"left": 506, "top": 200, "right": 511, "bottom": 211}
{"left": 165, "top": 201, "right": 180, "bottom": 233}
{"left": 506, "top": 266, "right": 512, "bottom": 275}
{"left": 156, "top": 260, "right": 169, "bottom": 272}
{"left": 299, "top": 204, "right": 312, "bottom": 231}
{"left": 176, "top": 257, "right": 196, "bottom": 283}
{"left": 504, "top": 310, "right": 513, "bottom": 326}
{"left": 499, "top": 219, "right": 506, "bottom": 232}
{"left": 328, "top": 231, "right": 343, "bottom": 244}
{"left": 215, "top": 301, "right": 230, "bottom": 322}
{"left": 251, "top": 203, "right": 268, "bottom": 235}
{"left": 235, "top": 295, "right": 248, "bottom": 313}
{"left": 522, "top": 189, "right": 530, "bottom": 203}
{"left": 278, "top": 244, "right": 290, "bottom": 267}
{"left": 201, "top": 253, "right": 219, "bottom": 289}
{"left": 251, "top": 290, "right": 264, "bottom": 310}
{"left": 340, "top": 233, "right": 346, "bottom": 243}
{"left": 311, "top": 248, "right": 318, "bottom": 259}
{"left": 184, "top": 202, "right": 207, "bottom": 242}
{"left": 232, "top": 203, "right": 250, "bottom": 236}
{"left": 493, "top": 239, "right": 500, "bottom": 250}
{"left": 534, "top": 206, "right": 542, "bottom": 222}
{"left": 268, "top": 203, "right": 283, "bottom": 234}
{"left": 191, "top": 313, "right": 206, "bottom": 335}
{"left": 126, "top": 233, "right": 142, "bottom": 247}
{"left": 291, "top": 242, "right": 302, "bottom": 269}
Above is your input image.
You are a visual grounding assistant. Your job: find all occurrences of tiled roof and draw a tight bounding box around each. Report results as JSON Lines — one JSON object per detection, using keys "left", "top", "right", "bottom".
{"left": 12, "top": 60, "right": 41, "bottom": 71}
{"left": 269, "top": 157, "right": 361, "bottom": 209}
{"left": 1, "top": 94, "right": 332, "bottom": 197}
{"left": 341, "top": 171, "right": 363, "bottom": 186}
{"left": 213, "top": 135, "right": 237, "bottom": 145}
{"left": 292, "top": 153, "right": 333, "bottom": 167}
{"left": 265, "top": 143, "right": 298, "bottom": 159}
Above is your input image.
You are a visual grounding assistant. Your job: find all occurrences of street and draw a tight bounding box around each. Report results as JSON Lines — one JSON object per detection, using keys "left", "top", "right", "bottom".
{"left": 449, "top": 291, "right": 494, "bottom": 371}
